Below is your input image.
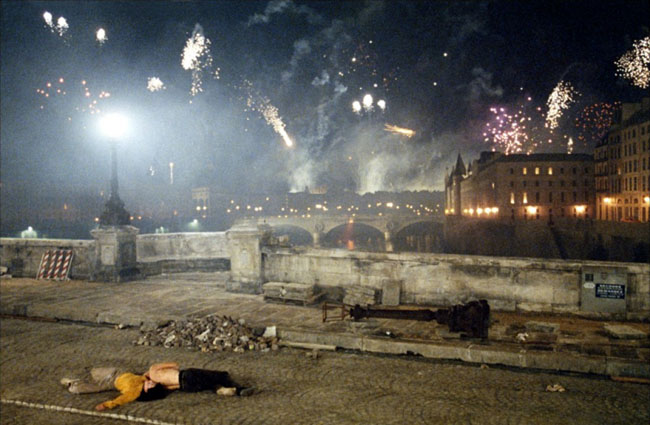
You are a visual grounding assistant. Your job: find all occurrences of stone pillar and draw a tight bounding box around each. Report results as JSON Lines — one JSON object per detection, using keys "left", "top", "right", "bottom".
{"left": 226, "top": 221, "right": 267, "bottom": 294}
{"left": 313, "top": 222, "right": 324, "bottom": 248}
{"left": 312, "top": 232, "right": 321, "bottom": 248}
{"left": 90, "top": 225, "right": 140, "bottom": 282}
{"left": 384, "top": 231, "right": 394, "bottom": 252}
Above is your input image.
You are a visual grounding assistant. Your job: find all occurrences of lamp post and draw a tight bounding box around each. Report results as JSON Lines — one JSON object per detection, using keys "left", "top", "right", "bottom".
{"left": 91, "top": 112, "right": 139, "bottom": 282}
{"left": 98, "top": 113, "right": 131, "bottom": 226}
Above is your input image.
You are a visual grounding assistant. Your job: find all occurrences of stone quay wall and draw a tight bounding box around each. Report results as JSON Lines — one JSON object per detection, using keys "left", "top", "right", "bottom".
{"left": 1, "top": 232, "right": 230, "bottom": 279}
{"left": 3, "top": 231, "right": 648, "bottom": 320}
{"left": 136, "top": 232, "right": 230, "bottom": 275}
{"left": 0, "top": 238, "right": 96, "bottom": 280}
{"left": 261, "top": 246, "right": 650, "bottom": 320}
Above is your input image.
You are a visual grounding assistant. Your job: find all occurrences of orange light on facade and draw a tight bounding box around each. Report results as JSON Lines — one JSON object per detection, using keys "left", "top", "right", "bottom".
{"left": 526, "top": 206, "right": 538, "bottom": 215}
{"left": 477, "top": 207, "right": 484, "bottom": 215}
{"left": 644, "top": 196, "right": 650, "bottom": 204}
{"left": 468, "top": 208, "right": 474, "bottom": 215}
{"left": 491, "top": 207, "right": 499, "bottom": 213}
{"left": 575, "top": 205, "right": 586, "bottom": 214}
{"left": 603, "top": 197, "right": 612, "bottom": 204}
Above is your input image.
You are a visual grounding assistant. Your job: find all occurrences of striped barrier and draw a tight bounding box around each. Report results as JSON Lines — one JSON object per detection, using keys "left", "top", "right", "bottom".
{"left": 36, "top": 249, "right": 74, "bottom": 280}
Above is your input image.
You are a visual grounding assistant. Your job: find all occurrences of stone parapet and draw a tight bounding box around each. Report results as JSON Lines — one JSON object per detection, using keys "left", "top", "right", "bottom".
{"left": 262, "top": 247, "right": 650, "bottom": 320}
{"left": 0, "top": 238, "right": 95, "bottom": 279}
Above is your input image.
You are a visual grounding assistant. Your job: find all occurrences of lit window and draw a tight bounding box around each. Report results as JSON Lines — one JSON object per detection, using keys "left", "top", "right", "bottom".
{"left": 523, "top": 193, "right": 528, "bottom": 204}
{"left": 535, "top": 167, "right": 540, "bottom": 175}
{"left": 510, "top": 192, "right": 515, "bottom": 204}
{"left": 523, "top": 167, "right": 527, "bottom": 175}
{"left": 548, "top": 167, "right": 553, "bottom": 175}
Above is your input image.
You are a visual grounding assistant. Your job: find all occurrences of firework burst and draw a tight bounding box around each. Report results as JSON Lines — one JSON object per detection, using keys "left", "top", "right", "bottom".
{"left": 384, "top": 124, "right": 415, "bottom": 138}
{"left": 43, "top": 11, "right": 69, "bottom": 37}
{"left": 362, "top": 94, "right": 374, "bottom": 111}
{"left": 243, "top": 81, "right": 294, "bottom": 148}
{"left": 181, "top": 24, "right": 214, "bottom": 96}
{"left": 546, "top": 81, "right": 579, "bottom": 129}
{"left": 36, "top": 77, "right": 110, "bottom": 118}
{"left": 96, "top": 28, "right": 107, "bottom": 45}
{"left": 574, "top": 102, "right": 621, "bottom": 147}
{"left": 615, "top": 36, "right": 650, "bottom": 89}
{"left": 147, "top": 77, "right": 166, "bottom": 92}
{"left": 483, "top": 107, "right": 530, "bottom": 154}
{"left": 484, "top": 94, "right": 575, "bottom": 155}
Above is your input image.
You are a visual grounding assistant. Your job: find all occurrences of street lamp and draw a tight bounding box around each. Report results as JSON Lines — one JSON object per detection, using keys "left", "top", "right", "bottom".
{"left": 98, "top": 113, "right": 131, "bottom": 226}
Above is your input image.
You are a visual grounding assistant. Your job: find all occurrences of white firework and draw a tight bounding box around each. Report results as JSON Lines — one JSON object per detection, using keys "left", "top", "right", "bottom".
{"left": 244, "top": 83, "right": 293, "bottom": 147}
{"left": 55, "top": 16, "right": 69, "bottom": 37}
{"left": 181, "top": 24, "right": 213, "bottom": 96}
{"left": 352, "top": 100, "right": 362, "bottom": 114}
{"left": 362, "top": 94, "right": 374, "bottom": 111}
{"left": 43, "top": 11, "right": 53, "bottom": 26}
{"left": 259, "top": 100, "right": 293, "bottom": 147}
{"left": 545, "top": 81, "right": 578, "bottom": 129}
{"left": 147, "top": 77, "right": 165, "bottom": 92}
{"left": 377, "top": 99, "right": 386, "bottom": 111}
{"left": 96, "top": 28, "right": 107, "bottom": 45}
{"left": 615, "top": 37, "right": 650, "bottom": 89}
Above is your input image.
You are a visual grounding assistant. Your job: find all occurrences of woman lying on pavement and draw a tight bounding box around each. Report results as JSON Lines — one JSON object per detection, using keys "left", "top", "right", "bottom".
{"left": 60, "top": 367, "right": 169, "bottom": 411}
{"left": 61, "top": 363, "right": 253, "bottom": 411}
{"left": 144, "top": 362, "right": 255, "bottom": 397}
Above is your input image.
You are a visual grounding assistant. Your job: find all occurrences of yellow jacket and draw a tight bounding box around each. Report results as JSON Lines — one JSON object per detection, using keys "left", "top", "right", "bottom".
{"left": 100, "top": 373, "right": 145, "bottom": 409}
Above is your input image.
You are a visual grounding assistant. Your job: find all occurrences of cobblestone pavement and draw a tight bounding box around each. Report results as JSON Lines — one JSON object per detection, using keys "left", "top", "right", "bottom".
{"left": 1, "top": 275, "right": 648, "bottom": 379}
{"left": 1, "top": 318, "right": 649, "bottom": 425}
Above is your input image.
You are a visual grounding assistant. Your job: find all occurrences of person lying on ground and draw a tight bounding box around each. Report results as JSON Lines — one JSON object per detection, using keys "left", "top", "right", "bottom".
{"left": 144, "top": 362, "right": 255, "bottom": 397}
{"left": 60, "top": 367, "right": 169, "bottom": 411}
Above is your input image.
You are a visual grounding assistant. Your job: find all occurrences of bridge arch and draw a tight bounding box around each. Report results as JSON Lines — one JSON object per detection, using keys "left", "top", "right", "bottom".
{"left": 393, "top": 221, "right": 444, "bottom": 253}
{"left": 270, "top": 224, "right": 313, "bottom": 246}
{"left": 321, "top": 222, "right": 385, "bottom": 251}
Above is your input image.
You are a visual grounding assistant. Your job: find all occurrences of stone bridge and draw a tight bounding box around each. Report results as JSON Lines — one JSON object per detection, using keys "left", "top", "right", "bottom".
{"left": 237, "top": 214, "right": 443, "bottom": 251}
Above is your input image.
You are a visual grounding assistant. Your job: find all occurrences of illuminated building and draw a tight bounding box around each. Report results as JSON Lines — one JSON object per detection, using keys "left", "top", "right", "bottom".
{"left": 445, "top": 152, "right": 595, "bottom": 221}
{"left": 192, "top": 187, "right": 210, "bottom": 219}
{"left": 594, "top": 98, "right": 650, "bottom": 223}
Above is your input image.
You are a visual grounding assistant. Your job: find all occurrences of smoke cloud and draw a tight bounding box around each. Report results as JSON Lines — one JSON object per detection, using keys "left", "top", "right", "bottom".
{"left": 247, "top": 0, "right": 323, "bottom": 27}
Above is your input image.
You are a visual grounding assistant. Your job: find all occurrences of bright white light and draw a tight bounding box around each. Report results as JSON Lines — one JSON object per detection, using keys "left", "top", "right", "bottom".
{"left": 362, "top": 94, "right": 373, "bottom": 110}
{"left": 352, "top": 101, "right": 362, "bottom": 113}
{"left": 96, "top": 28, "right": 107, "bottom": 44}
{"left": 147, "top": 77, "right": 165, "bottom": 92}
{"left": 56, "top": 17, "right": 69, "bottom": 36}
{"left": 377, "top": 99, "right": 386, "bottom": 110}
{"left": 99, "top": 113, "right": 128, "bottom": 139}
{"left": 43, "top": 11, "right": 53, "bottom": 25}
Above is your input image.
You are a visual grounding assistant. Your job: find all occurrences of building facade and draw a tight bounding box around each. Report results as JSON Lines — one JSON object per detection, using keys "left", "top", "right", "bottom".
{"left": 594, "top": 98, "right": 650, "bottom": 223}
{"left": 445, "top": 152, "right": 595, "bottom": 222}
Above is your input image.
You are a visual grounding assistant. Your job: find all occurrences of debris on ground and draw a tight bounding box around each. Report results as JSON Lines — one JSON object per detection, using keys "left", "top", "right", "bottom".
{"left": 545, "top": 384, "right": 566, "bottom": 392}
{"left": 516, "top": 332, "right": 529, "bottom": 342}
{"left": 0, "top": 266, "right": 11, "bottom": 279}
{"left": 134, "top": 314, "right": 279, "bottom": 352}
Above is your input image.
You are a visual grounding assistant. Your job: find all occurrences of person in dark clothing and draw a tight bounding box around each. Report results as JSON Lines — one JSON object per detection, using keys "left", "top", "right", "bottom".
{"left": 144, "top": 362, "right": 254, "bottom": 397}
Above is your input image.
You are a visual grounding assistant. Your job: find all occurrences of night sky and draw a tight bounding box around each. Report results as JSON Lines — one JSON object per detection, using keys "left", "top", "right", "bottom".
{"left": 1, "top": 0, "right": 648, "bottom": 211}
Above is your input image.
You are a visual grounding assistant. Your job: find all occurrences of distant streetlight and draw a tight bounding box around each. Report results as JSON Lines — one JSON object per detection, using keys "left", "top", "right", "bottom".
{"left": 98, "top": 113, "right": 131, "bottom": 226}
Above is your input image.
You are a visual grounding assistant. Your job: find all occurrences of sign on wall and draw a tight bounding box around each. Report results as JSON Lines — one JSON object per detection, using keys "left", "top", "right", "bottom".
{"left": 581, "top": 267, "right": 626, "bottom": 313}
{"left": 36, "top": 249, "right": 74, "bottom": 281}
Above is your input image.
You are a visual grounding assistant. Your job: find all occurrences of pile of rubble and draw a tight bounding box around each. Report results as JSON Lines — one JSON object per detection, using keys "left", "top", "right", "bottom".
{"left": 134, "top": 314, "right": 279, "bottom": 353}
